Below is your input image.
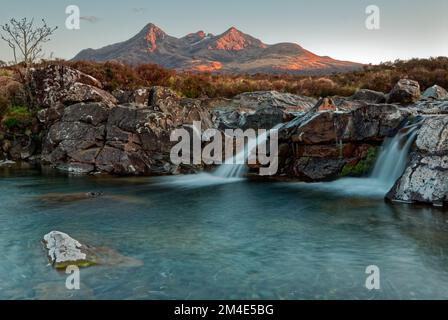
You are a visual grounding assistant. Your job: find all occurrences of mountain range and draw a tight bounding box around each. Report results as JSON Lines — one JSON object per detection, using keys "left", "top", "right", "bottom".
{"left": 73, "top": 23, "right": 363, "bottom": 75}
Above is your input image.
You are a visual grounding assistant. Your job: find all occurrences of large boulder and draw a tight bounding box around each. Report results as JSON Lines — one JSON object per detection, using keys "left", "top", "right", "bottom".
{"left": 421, "top": 85, "right": 448, "bottom": 100}
{"left": 277, "top": 102, "right": 408, "bottom": 181}
{"left": 41, "top": 87, "right": 213, "bottom": 175}
{"left": 31, "top": 64, "right": 117, "bottom": 111}
{"left": 213, "top": 91, "right": 317, "bottom": 130}
{"left": 350, "top": 89, "right": 387, "bottom": 104}
{"left": 387, "top": 79, "right": 421, "bottom": 105}
{"left": 387, "top": 116, "right": 448, "bottom": 206}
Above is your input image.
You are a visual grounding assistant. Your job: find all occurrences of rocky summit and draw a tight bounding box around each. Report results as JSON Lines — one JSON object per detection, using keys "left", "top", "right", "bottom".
{"left": 72, "top": 23, "right": 362, "bottom": 75}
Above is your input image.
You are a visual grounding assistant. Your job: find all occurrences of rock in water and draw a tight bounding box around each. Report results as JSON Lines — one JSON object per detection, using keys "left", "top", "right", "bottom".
{"left": 42, "top": 231, "right": 97, "bottom": 269}
{"left": 387, "top": 79, "right": 421, "bottom": 104}
{"left": 42, "top": 231, "right": 143, "bottom": 269}
{"left": 387, "top": 116, "right": 448, "bottom": 206}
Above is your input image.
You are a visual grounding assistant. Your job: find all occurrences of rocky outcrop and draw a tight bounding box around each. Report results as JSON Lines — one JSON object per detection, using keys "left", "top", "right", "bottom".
{"left": 31, "top": 64, "right": 117, "bottom": 113}
{"left": 387, "top": 79, "right": 421, "bottom": 104}
{"left": 41, "top": 87, "right": 213, "bottom": 175}
{"left": 213, "top": 91, "right": 317, "bottom": 130}
{"left": 112, "top": 88, "right": 152, "bottom": 107}
{"left": 387, "top": 116, "right": 448, "bottom": 206}
{"left": 277, "top": 102, "right": 408, "bottom": 181}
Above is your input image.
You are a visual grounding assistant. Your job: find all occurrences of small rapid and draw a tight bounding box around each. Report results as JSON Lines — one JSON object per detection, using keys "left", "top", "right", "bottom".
{"left": 214, "top": 124, "right": 283, "bottom": 178}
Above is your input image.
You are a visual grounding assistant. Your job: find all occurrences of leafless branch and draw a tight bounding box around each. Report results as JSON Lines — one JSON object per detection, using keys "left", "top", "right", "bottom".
{"left": 0, "top": 18, "right": 57, "bottom": 67}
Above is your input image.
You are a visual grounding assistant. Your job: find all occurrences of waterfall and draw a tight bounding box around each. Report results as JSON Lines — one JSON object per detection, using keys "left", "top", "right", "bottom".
{"left": 214, "top": 124, "right": 282, "bottom": 178}
{"left": 370, "top": 120, "right": 421, "bottom": 186}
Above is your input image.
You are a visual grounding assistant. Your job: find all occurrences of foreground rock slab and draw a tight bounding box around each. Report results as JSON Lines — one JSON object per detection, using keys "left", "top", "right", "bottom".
{"left": 42, "top": 231, "right": 143, "bottom": 269}
{"left": 43, "top": 231, "right": 96, "bottom": 269}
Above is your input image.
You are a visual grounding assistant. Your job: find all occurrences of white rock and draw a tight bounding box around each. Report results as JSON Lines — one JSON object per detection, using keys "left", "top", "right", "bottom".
{"left": 42, "top": 231, "right": 95, "bottom": 269}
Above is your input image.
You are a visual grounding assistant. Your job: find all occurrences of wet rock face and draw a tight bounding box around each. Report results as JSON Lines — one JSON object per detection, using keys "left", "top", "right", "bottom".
{"left": 41, "top": 87, "right": 213, "bottom": 175}
{"left": 277, "top": 102, "right": 408, "bottom": 181}
{"left": 213, "top": 91, "right": 317, "bottom": 130}
{"left": 31, "top": 64, "right": 117, "bottom": 111}
{"left": 387, "top": 79, "right": 421, "bottom": 105}
{"left": 387, "top": 116, "right": 448, "bottom": 206}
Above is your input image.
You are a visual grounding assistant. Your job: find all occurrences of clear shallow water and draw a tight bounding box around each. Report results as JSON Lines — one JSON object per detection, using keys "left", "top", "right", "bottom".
{"left": 1, "top": 166, "right": 448, "bottom": 300}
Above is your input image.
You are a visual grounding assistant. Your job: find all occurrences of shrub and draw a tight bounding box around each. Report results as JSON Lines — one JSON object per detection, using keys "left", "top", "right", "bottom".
{"left": 3, "top": 117, "right": 19, "bottom": 129}
{"left": 1, "top": 105, "right": 33, "bottom": 130}
{"left": 33, "top": 57, "right": 448, "bottom": 99}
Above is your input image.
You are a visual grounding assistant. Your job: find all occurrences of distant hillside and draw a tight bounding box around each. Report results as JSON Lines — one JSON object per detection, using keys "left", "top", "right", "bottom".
{"left": 73, "top": 23, "right": 362, "bottom": 75}
{"left": 60, "top": 57, "right": 448, "bottom": 99}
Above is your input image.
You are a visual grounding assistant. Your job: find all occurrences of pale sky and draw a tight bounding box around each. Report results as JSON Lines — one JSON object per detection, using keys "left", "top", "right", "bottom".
{"left": 0, "top": 0, "right": 447, "bottom": 64}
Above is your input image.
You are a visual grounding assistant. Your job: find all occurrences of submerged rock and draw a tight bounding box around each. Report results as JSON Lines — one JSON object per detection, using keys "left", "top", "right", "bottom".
{"left": 387, "top": 116, "right": 448, "bottom": 206}
{"left": 0, "top": 159, "right": 16, "bottom": 166}
{"left": 39, "top": 192, "right": 104, "bottom": 204}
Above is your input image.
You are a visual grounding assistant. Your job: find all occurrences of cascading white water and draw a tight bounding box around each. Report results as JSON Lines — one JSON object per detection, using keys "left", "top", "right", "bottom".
{"left": 281, "top": 120, "right": 422, "bottom": 198}
{"left": 370, "top": 121, "right": 421, "bottom": 186}
{"left": 214, "top": 124, "right": 282, "bottom": 178}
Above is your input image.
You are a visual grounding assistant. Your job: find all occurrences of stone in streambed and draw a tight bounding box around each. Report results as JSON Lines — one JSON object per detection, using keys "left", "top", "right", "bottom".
{"left": 42, "top": 231, "right": 144, "bottom": 270}
{"left": 42, "top": 231, "right": 97, "bottom": 269}
{"left": 39, "top": 191, "right": 104, "bottom": 203}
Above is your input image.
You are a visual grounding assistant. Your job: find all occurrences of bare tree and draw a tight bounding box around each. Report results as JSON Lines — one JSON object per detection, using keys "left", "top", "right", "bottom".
{"left": 1, "top": 18, "right": 57, "bottom": 68}
{"left": 0, "top": 18, "right": 57, "bottom": 109}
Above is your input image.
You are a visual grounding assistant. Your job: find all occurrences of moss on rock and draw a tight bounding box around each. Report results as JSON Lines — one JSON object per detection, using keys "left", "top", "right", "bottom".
{"left": 340, "top": 146, "right": 379, "bottom": 177}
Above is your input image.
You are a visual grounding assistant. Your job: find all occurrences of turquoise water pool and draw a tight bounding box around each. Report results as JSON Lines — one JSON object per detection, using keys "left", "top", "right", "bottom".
{"left": 1, "top": 166, "right": 447, "bottom": 300}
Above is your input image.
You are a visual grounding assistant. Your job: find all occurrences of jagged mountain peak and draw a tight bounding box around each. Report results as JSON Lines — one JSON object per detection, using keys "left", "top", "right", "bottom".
{"left": 73, "top": 24, "right": 362, "bottom": 75}
{"left": 140, "top": 23, "right": 167, "bottom": 52}
{"left": 209, "top": 27, "right": 267, "bottom": 51}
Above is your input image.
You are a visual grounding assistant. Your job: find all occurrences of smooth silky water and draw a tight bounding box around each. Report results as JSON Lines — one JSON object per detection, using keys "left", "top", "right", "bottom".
{"left": 1, "top": 122, "right": 448, "bottom": 300}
